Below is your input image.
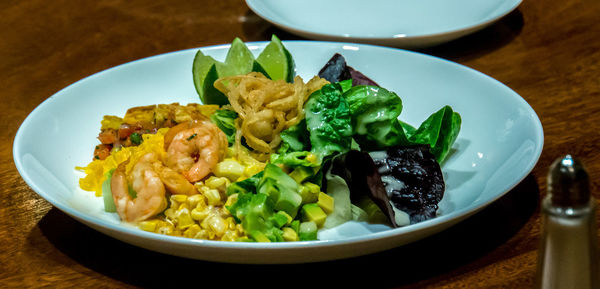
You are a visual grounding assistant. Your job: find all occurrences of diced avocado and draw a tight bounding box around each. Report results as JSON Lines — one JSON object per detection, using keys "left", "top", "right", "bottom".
{"left": 301, "top": 203, "right": 327, "bottom": 228}
{"left": 249, "top": 230, "right": 271, "bottom": 243}
{"left": 250, "top": 193, "right": 274, "bottom": 219}
{"left": 260, "top": 179, "right": 280, "bottom": 200}
{"left": 278, "top": 211, "right": 293, "bottom": 225}
{"left": 298, "top": 221, "right": 318, "bottom": 241}
{"left": 269, "top": 211, "right": 289, "bottom": 228}
{"left": 226, "top": 192, "right": 252, "bottom": 222}
{"left": 282, "top": 227, "right": 299, "bottom": 241}
{"left": 236, "top": 236, "right": 253, "bottom": 242}
{"left": 232, "top": 194, "right": 288, "bottom": 242}
{"left": 240, "top": 193, "right": 275, "bottom": 233}
{"left": 242, "top": 213, "right": 267, "bottom": 234}
{"left": 259, "top": 164, "right": 299, "bottom": 194}
{"left": 299, "top": 182, "right": 319, "bottom": 204}
{"left": 289, "top": 166, "right": 314, "bottom": 183}
{"left": 274, "top": 190, "right": 302, "bottom": 219}
{"left": 317, "top": 191, "right": 334, "bottom": 214}
{"left": 265, "top": 227, "right": 284, "bottom": 242}
{"left": 290, "top": 220, "right": 300, "bottom": 233}
{"left": 258, "top": 164, "right": 302, "bottom": 218}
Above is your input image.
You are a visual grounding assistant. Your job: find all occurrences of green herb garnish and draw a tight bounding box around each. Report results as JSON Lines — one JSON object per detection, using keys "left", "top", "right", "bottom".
{"left": 130, "top": 132, "right": 142, "bottom": 145}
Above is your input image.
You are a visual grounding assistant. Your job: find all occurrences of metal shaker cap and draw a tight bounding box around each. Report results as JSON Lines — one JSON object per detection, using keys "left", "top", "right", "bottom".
{"left": 547, "top": 155, "right": 590, "bottom": 207}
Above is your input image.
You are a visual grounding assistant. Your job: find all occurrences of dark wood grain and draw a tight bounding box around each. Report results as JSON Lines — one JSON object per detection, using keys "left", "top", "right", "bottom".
{"left": 2, "top": 0, "right": 600, "bottom": 288}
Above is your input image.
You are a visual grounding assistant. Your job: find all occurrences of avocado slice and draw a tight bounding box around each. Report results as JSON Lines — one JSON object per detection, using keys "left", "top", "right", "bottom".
{"left": 301, "top": 203, "right": 327, "bottom": 228}
{"left": 298, "top": 221, "right": 318, "bottom": 241}
{"left": 299, "top": 182, "right": 319, "bottom": 204}
{"left": 258, "top": 164, "right": 302, "bottom": 218}
{"left": 317, "top": 191, "right": 334, "bottom": 215}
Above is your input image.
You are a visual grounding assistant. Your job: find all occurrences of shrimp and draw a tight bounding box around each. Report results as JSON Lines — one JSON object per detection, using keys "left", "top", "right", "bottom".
{"left": 164, "top": 118, "right": 228, "bottom": 183}
{"left": 152, "top": 162, "right": 198, "bottom": 196}
{"left": 111, "top": 153, "right": 167, "bottom": 222}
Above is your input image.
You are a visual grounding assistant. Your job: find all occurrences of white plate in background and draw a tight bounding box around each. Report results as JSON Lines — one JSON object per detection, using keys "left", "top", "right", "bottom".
{"left": 13, "top": 41, "right": 543, "bottom": 264}
{"left": 246, "top": 0, "right": 522, "bottom": 48}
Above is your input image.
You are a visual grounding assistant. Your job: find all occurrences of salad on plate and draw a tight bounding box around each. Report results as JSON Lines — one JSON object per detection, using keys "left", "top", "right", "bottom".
{"left": 76, "top": 36, "right": 461, "bottom": 243}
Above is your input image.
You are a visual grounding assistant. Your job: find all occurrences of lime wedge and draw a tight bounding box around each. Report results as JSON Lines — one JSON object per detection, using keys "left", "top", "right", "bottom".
{"left": 217, "top": 37, "right": 255, "bottom": 77}
{"left": 251, "top": 60, "right": 272, "bottom": 79}
{"left": 193, "top": 38, "right": 254, "bottom": 105}
{"left": 192, "top": 36, "right": 294, "bottom": 104}
{"left": 202, "top": 64, "right": 229, "bottom": 105}
{"left": 256, "top": 35, "right": 295, "bottom": 82}
{"left": 192, "top": 50, "right": 217, "bottom": 101}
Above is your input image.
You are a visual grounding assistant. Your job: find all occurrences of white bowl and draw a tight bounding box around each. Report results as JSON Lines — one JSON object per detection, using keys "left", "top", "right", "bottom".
{"left": 13, "top": 41, "right": 543, "bottom": 264}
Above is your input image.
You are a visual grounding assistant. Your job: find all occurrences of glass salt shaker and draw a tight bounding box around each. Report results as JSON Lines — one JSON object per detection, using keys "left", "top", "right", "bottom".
{"left": 535, "top": 155, "right": 600, "bottom": 289}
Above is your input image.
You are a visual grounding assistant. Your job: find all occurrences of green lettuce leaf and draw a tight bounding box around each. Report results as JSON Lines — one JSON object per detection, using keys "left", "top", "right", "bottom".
{"left": 304, "top": 83, "right": 353, "bottom": 160}
{"left": 408, "top": 105, "right": 462, "bottom": 163}
{"left": 343, "top": 85, "right": 461, "bottom": 163}
{"left": 210, "top": 108, "right": 238, "bottom": 145}
{"left": 279, "top": 119, "right": 310, "bottom": 153}
{"left": 344, "top": 85, "right": 410, "bottom": 150}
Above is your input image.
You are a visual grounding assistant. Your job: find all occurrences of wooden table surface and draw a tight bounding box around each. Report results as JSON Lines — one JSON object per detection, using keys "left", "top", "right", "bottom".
{"left": 2, "top": 0, "right": 599, "bottom": 288}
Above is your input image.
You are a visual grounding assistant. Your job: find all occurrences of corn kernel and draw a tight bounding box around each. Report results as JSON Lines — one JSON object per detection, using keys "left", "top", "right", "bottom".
{"left": 138, "top": 220, "right": 159, "bottom": 232}
{"left": 183, "top": 224, "right": 201, "bottom": 238}
{"left": 206, "top": 215, "right": 227, "bottom": 238}
{"left": 213, "top": 159, "right": 246, "bottom": 181}
{"left": 226, "top": 217, "right": 237, "bottom": 230}
{"left": 206, "top": 229, "right": 216, "bottom": 240}
{"left": 156, "top": 222, "right": 174, "bottom": 235}
{"left": 282, "top": 227, "right": 299, "bottom": 241}
{"left": 186, "top": 194, "right": 205, "bottom": 208}
{"left": 177, "top": 202, "right": 190, "bottom": 211}
{"left": 224, "top": 193, "right": 239, "bottom": 207}
{"left": 195, "top": 229, "right": 209, "bottom": 239}
{"left": 191, "top": 207, "right": 209, "bottom": 221}
{"left": 236, "top": 224, "right": 245, "bottom": 235}
{"left": 170, "top": 194, "right": 188, "bottom": 204}
{"left": 221, "top": 231, "right": 237, "bottom": 242}
{"left": 176, "top": 208, "right": 195, "bottom": 230}
{"left": 241, "top": 163, "right": 265, "bottom": 180}
{"left": 205, "top": 176, "right": 230, "bottom": 193}
{"left": 204, "top": 188, "right": 223, "bottom": 206}
{"left": 194, "top": 194, "right": 208, "bottom": 210}
{"left": 164, "top": 208, "right": 177, "bottom": 220}
{"left": 306, "top": 153, "right": 318, "bottom": 165}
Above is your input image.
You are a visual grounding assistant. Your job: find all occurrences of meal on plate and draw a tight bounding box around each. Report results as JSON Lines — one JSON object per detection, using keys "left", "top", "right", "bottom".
{"left": 77, "top": 36, "right": 461, "bottom": 242}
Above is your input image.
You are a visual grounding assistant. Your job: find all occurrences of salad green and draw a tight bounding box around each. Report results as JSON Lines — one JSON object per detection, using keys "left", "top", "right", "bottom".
{"left": 200, "top": 36, "right": 461, "bottom": 242}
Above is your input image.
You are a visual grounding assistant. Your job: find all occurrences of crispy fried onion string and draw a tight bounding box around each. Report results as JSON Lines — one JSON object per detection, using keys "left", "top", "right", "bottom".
{"left": 214, "top": 72, "right": 328, "bottom": 154}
